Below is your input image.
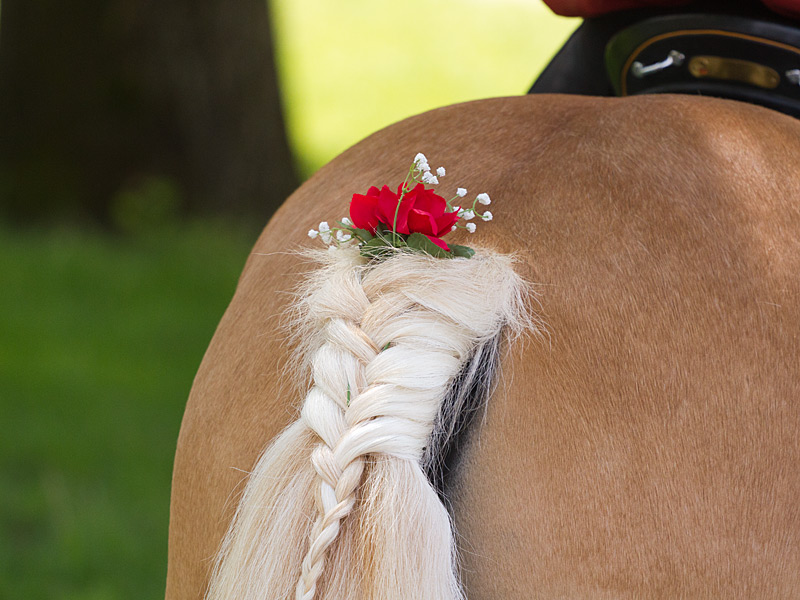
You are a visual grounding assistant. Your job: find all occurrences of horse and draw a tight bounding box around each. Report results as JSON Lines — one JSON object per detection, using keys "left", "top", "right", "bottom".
{"left": 164, "top": 92, "right": 800, "bottom": 598}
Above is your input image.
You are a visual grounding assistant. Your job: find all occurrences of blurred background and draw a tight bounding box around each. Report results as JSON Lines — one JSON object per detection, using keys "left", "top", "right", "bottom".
{"left": 0, "top": 0, "right": 576, "bottom": 597}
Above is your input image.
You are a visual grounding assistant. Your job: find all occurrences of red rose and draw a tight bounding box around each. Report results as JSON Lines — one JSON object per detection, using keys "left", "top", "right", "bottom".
{"left": 349, "top": 185, "right": 398, "bottom": 233}
{"left": 398, "top": 184, "right": 461, "bottom": 250}
{"left": 350, "top": 183, "right": 460, "bottom": 251}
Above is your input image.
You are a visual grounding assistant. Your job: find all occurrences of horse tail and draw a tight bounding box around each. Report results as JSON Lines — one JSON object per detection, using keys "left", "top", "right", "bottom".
{"left": 205, "top": 247, "right": 530, "bottom": 600}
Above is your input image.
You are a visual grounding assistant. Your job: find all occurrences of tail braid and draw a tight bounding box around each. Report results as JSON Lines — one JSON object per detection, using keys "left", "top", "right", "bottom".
{"left": 296, "top": 251, "right": 518, "bottom": 598}
{"left": 296, "top": 317, "right": 378, "bottom": 599}
{"left": 296, "top": 274, "right": 439, "bottom": 597}
{"left": 206, "top": 248, "right": 531, "bottom": 600}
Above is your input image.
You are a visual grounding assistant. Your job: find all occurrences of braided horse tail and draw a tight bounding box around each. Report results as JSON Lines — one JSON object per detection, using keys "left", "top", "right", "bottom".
{"left": 205, "top": 247, "right": 529, "bottom": 600}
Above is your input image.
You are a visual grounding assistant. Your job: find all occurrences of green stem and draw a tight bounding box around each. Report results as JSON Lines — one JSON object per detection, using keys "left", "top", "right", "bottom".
{"left": 392, "top": 194, "right": 403, "bottom": 245}
{"left": 392, "top": 165, "right": 414, "bottom": 245}
{"left": 401, "top": 165, "right": 414, "bottom": 192}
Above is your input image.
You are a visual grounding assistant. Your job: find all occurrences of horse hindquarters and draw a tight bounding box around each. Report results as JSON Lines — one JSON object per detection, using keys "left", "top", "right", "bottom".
{"left": 167, "top": 94, "right": 800, "bottom": 599}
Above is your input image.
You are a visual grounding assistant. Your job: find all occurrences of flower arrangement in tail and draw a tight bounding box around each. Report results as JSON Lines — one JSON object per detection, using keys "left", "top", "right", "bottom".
{"left": 308, "top": 153, "right": 494, "bottom": 259}
{"left": 205, "top": 153, "right": 529, "bottom": 600}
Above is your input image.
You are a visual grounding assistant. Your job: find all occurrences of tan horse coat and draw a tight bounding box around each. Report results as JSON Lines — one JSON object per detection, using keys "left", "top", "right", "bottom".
{"left": 166, "top": 94, "right": 800, "bottom": 598}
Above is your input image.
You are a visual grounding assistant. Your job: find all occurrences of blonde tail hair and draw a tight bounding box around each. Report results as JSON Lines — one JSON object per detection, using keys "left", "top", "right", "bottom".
{"left": 206, "top": 248, "right": 529, "bottom": 600}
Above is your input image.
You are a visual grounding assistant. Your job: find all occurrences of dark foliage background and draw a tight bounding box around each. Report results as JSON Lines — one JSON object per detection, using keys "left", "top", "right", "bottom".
{"left": 0, "top": 0, "right": 297, "bottom": 227}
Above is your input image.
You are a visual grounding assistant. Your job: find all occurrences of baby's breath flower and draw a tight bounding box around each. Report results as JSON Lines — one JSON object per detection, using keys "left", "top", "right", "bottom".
{"left": 436, "top": 166, "right": 446, "bottom": 177}
{"left": 477, "top": 193, "right": 491, "bottom": 205}
{"left": 456, "top": 188, "right": 467, "bottom": 198}
{"left": 341, "top": 217, "right": 352, "bottom": 226}
{"left": 451, "top": 225, "right": 457, "bottom": 232}
{"left": 421, "top": 172, "right": 439, "bottom": 185}
{"left": 482, "top": 211, "right": 493, "bottom": 221}
{"left": 318, "top": 221, "right": 330, "bottom": 232}
{"left": 459, "top": 209, "right": 475, "bottom": 220}
{"left": 308, "top": 229, "right": 319, "bottom": 239}
{"left": 466, "top": 223, "right": 477, "bottom": 233}
{"left": 336, "top": 230, "right": 352, "bottom": 242}
{"left": 414, "top": 153, "right": 430, "bottom": 172}
{"left": 321, "top": 232, "right": 333, "bottom": 244}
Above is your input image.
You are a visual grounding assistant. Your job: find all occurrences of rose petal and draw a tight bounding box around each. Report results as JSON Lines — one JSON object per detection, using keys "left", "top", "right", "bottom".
{"left": 433, "top": 208, "right": 461, "bottom": 237}
{"left": 407, "top": 184, "right": 446, "bottom": 218}
{"left": 377, "top": 184, "right": 410, "bottom": 234}
{"left": 408, "top": 208, "right": 438, "bottom": 236}
{"left": 425, "top": 234, "right": 451, "bottom": 252}
{"left": 350, "top": 191, "right": 381, "bottom": 232}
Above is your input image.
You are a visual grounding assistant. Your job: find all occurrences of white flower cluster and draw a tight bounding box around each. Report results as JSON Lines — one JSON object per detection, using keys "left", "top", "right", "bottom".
{"left": 415, "top": 153, "right": 445, "bottom": 185}
{"left": 307, "top": 219, "right": 351, "bottom": 246}
{"left": 454, "top": 192, "right": 492, "bottom": 233}
{"left": 412, "top": 153, "right": 494, "bottom": 234}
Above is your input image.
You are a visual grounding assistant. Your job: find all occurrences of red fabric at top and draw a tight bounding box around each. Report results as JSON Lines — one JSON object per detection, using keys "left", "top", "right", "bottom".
{"left": 543, "top": 0, "right": 800, "bottom": 19}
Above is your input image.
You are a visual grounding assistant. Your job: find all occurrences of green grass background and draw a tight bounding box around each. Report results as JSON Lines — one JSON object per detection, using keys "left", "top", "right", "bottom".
{"left": 1, "top": 1, "right": 577, "bottom": 597}
{"left": 1, "top": 222, "right": 258, "bottom": 599}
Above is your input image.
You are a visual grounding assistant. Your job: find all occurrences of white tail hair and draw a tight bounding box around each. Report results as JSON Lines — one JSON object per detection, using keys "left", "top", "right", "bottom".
{"left": 206, "top": 247, "right": 529, "bottom": 600}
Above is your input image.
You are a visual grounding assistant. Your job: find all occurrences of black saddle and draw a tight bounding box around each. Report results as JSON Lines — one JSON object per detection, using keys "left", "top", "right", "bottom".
{"left": 530, "top": 1, "right": 800, "bottom": 119}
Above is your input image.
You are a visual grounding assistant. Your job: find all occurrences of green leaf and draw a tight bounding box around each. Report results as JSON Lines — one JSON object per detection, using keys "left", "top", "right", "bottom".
{"left": 363, "top": 236, "right": 391, "bottom": 248}
{"left": 406, "top": 233, "right": 452, "bottom": 258}
{"left": 349, "top": 227, "right": 374, "bottom": 243}
{"left": 450, "top": 244, "right": 475, "bottom": 259}
{"left": 360, "top": 235, "right": 394, "bottom": 259}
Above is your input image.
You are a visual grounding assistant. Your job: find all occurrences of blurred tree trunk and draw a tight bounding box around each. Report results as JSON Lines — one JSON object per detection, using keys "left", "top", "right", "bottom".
{"left": 0, "top": 0, "right": 298, "bottom": 225}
